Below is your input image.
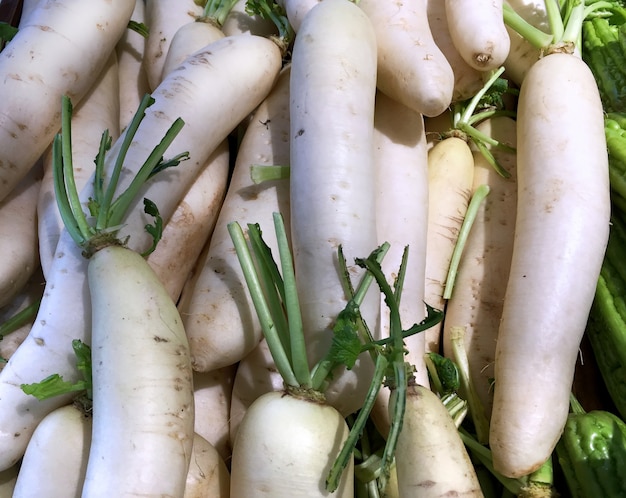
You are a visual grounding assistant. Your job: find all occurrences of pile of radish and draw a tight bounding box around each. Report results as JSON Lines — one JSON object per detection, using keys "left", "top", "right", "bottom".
{"left": 0, "top": 0, "right": 617, "bottom": 496}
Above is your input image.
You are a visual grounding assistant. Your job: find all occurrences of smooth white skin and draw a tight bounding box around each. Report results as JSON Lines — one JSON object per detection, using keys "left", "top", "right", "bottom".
{"left": 0, "top": 0, "right": 135, "bottom": 204}
{"left": 503, "top": 26, "right": 542, "bottom": 87}
{"left": 280, "top": 0, "right": 321, "bottom": 32}
{"left": 13, "top": 404, "right": 91, "bottom": 498}
{"left": 358, "top": 0, "right": 455, "bottom": 118}
{"left": 426, "top": 0, "right": 485, "bottom": 102}
{"left": 289, "top": 0, "right": 379, "bottom": 416}
{"left": 146, "top": 140, "right": 230, "bottom": 303}
{"left": 37, "top": 52, "right": 120, "bottom": 279}
{"left": 0, "top": 164, "right": 41, "bottom": 308}
{"left": 228, "top": 338, "right": 284, "bottom": 447}
{"left": 160, "top": 21, "right": 225, "bottom": 83}
{"left": 392, "top": 385, "right": 482, "bottom": 497}
{"left": 445, "top": 0, "right": 511, "bottom": 71}
{"left": 369, "top": 92, "right": 430, "bottom": 437}
{"left": 222, "top": 0, "right": 278, "bottom": 37}
{"left": 184, "top": 433, "right": 230, "bottom": 498}
{"left": 180, "top": 66, "right": 290, "bottom": 372}
{"left": 442, "top": 117, "right": 518, "bottom": 419}
{"left": 230, "top": 391, "right": 353, "bottom": 497}
{"left": 423, "top": 137, "right": 475, "bottom": 353}
{"left": 143, "top": 0, "right": 204, "bottom": 91}
{"left": 82, "top": 246, "right": 194, "bottom": 496}
{"left": 0, "top": 36, "right": 281, "bottom": 472}
{"left": 490, "top": 53, "right": 611, "bottom": 478}
{"left": 191, "top": 365, "right": 236, "bottom": 463}
{"left": 116, "top": 0, "right": 150, "bottom": 132}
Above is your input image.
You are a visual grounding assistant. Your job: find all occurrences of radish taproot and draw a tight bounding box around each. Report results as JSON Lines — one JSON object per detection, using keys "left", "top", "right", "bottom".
{"left": 489, "top": 0, "right": 612, "bottom": 477}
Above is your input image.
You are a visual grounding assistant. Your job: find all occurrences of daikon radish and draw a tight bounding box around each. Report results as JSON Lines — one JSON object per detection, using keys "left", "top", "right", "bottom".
{"left": 184, "top": 433, "right": 231, "bottom": 498}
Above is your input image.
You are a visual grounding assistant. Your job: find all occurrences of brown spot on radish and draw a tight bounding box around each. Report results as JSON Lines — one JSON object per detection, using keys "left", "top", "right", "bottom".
{"left": 34, "top": 337, "right": 44, "bottom": 346}
{"left": 153, "top": 335, "right": 169, "bottom": 343}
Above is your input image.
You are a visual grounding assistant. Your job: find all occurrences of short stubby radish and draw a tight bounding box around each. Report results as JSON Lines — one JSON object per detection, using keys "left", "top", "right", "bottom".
{"left": 445, "top": 0, "right": 511, "bottom": 71}
{"left": 289, "top": 0, "right": 379, "bottom": 416}
{"left": 358, "top": 0, "right": 455, "bottom": 117}
{"left": 230, "top": 390, "right": 353, "bottom": 497}
{"left": 0, "top": 0, "right": 134, "bottom": 203}
{"left": 489, "top": 52, "right": 611, "bottom": 478}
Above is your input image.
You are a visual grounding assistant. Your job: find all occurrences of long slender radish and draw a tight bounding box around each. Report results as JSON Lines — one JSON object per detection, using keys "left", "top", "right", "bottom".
{"left": 369, "top": 91, "right": 430, "bottom": 437}
{"left": 0, "top": 40, "right": 282, "bottom": 471}
{"left": 442, "top": 116, "right": 518, "bottom": 420}
{"left": 146, "top": 139, "right": 230, "bottom": 303}
{"left": 445, "top": 0, "right": 510, "bottom": 71}
{"left": 357, "top": 0, "right": 455, "bottom": 118}
{"left": 143, "top": 0, "right": 204, "bottom": 91}
{"left": 423, "top": 136, "right": 475, "bottom": 353}
{"left": 0, "top": 0, "right": 135, "bottom": 204}
{"left": 392, "top": 383, "right": 483, "bottom": 497}
{"left": 489, "top": 2, "right": 611, "bottom": 477}
{"left": 116, "top": 0, "right": 151, "bottom": 131}
{"left": 12, "top": 404, "right": 91, "bottom": 498}
{"left": 0, "top": 162, "right": 41, "bottom": 308}
{"left": 37, "top": 52, "right": 120, "bottom": 278}
{"left": 185, "top": 433, "right": 231, "bottom": 498}
{"left": 191, "top": 365, "right": 237, "bottom": 463}
{"left": 180, "top": 65, "right": 291, "bottom": 372}
{"left": 289, "top": 0, "right": 380, "bottom": 417}
{"left": 426, "top": 0, "right": 486, "bottom": 102}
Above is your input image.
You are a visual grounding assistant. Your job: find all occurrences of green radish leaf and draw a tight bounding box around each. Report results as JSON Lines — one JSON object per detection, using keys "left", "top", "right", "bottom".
{"left": 328, "top": 300, "right": 364, "bottom": 370}
{"left": 426, "top": 352, "right": 461, "bottom": 395}
{"left": 141, "top": 198, "right": 163, "bottom": 257}
{"left": 127, "top": 20, "right": 149, "bottom": 38}
{"left": 20, "top": 374, "right": 89, "bottom": 400}
{"left": 148, "top": 151, "right": 189, "bottom": 180}
{"left": 0, "top": 22, "right": 18, "bottom": 44}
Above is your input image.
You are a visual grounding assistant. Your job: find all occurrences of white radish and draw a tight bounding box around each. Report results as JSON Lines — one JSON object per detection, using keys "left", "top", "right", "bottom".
{"left": 426, "top": 0, "right": 486, "bottom": 102}
{"left": 0, "top": 0, "right": 135, "bottom": 203}
{"left": 37, "top": 52, "right": 120, "bottom": 278}
{"left": 0, "top": 162, "right": 41, "bottom": 308}
{"left": 392, "top": 383, "right": 483, "bottom": 497}
{"left": 146, "top": 139, "right": 230, "bottom": 303}
{"left": 442, "top": 116, "right": 518, "bottom": 419}
{"left": 369, "top": 91, "right": 430, "bottom": 437}
{"left": 12, "top": 404, "right": 91, "bottom": 498}
{"left": 289, "top": 0, "right": 379, "bottom": 416}
{"left": 278, "top": 0, "right": 320, "bottom": 32}
{"left": 180, "top": 65, "right": 290, "bottom": 372}
{"left": 0, "top": 39, "right": 282, "bottom": 471}
{"left": 116, "top": 0, "right": 151, "bottom": 131}
{"left": 81, "top": 246, "right": 195, "bottom": 496}
{"left": 143, "top": 0, "right": 204, "bottom": 91}
{"left": 230, "top": 390, "right": 353, "bottom": 497}
{"left": 489, "top": 51, "right": 611, "bottom": 477}
{"left": 192, "top": 365, "right": 236, "bottom": 463}
{"left": 423, "top": 136, "right": 475, "bottom": 353}
{"left": 185, "top": 433, "right": 231, "bottom": 498}
{"left": 358, "top": 0, "right": 455, "bottom": 117}
{"left": 445, "top": 0, "right": 511, "bottom": 71}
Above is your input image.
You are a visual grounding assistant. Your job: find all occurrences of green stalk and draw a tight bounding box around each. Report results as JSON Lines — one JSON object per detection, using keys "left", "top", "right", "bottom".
{"left": 443, "top": 184, "right": 491, "bottom": 299}
{"left": 201, "top": 0, "right": 239, "bottom": 27}
{"left": 502, "top": 3, "right": 554, "bottom": 49}
{"left": 0, "top": 299, "right": 41, "bottom": 339}
{"left": 250, "top": 164, "right": 290, "bottom": 184}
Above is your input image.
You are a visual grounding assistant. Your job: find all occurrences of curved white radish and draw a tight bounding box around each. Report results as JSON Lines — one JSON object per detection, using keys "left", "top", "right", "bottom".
{"left": 143, "top": 0, "right": 204, "bottom": 91}
{"left": 489, "top": 52, "right": 611, "bottom": 478}
{"left": 426, "top": 0, "right": 486, "bottom": 102}
{"left": 146, "top": 139, "right": 230, "bottom": 303}
{"left": 0, "top": 37, "right": 282, "bottom": 471}
{"left": 423, "top": 137, "right": 475, "bottom": 353}
{"left": 116, "top": 0, "right": 150, "bottom": 131}
{"left": 184, "top": 433, "right": 231, "bottom": 498}
{"left": 358, "top": 0, "right": 455, "bottom": 117}
{"left": 442, "top": 116, "right": 518, "bottom": 420}
{"left": 369, "top": 91, "right": 430, "bottom": 437}
{"left": 392, "top": 384, "right": 482, "bottom": 497}
{"left": 180, "top": 65, "right": 290, "bottom": 372}
{"left": 0, "top": 163, "right": 41, "bottom": 309}
{"left": 289, "top": 0, "right": 379, "bottom": 416}
{"left": 12, "top": 404, "right": 91, "bottom": 498}
{"left": 230, "top": 390, "right": 353, "bottom": 497}
{"left": 37, "top": 52, "right": 120, "bottom": 278}
{"left": 0, "top": 0, "right": 135, "bottom": 203}
{"left": 192, "top": 365, "right": 236, "bottom": 463}
{"left": 81, "top": 246, "right": 194, "bottom": 496}
{"left": 445, "top": 0, "right": 510, "bottom": 71}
